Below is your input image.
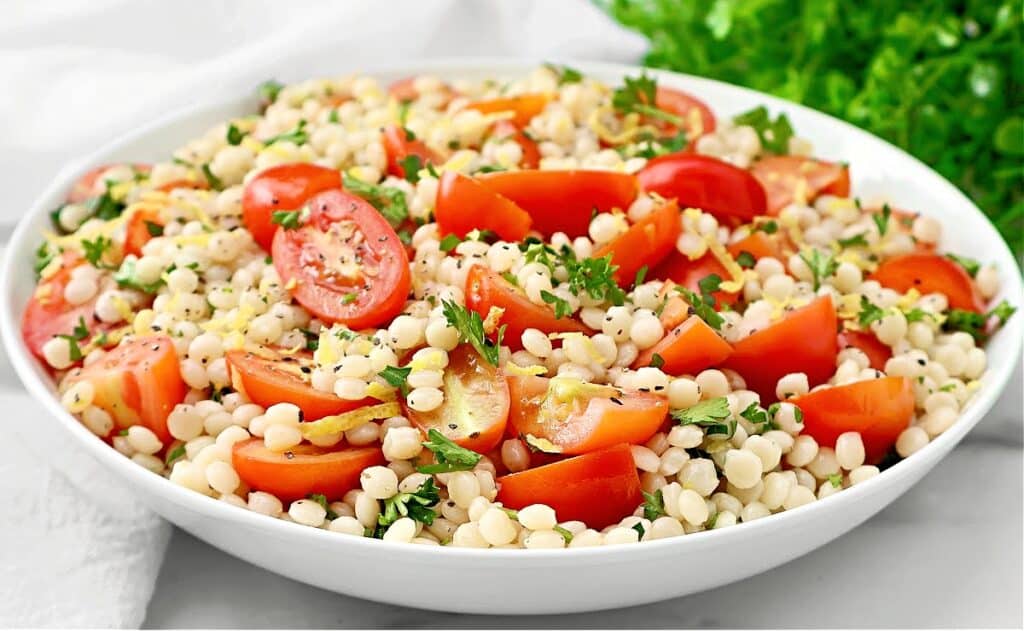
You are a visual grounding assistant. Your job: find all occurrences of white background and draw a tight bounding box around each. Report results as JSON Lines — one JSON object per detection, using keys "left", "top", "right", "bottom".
{"left": 0, "top": 1, "right": 1020, "bottom": 627}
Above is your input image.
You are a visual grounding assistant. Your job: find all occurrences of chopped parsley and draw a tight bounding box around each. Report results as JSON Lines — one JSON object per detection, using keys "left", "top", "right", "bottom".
{"left": 671, "top": 396, "right": 734, "bottom": 437}
{"left": 327, "top": 109, "right": 340, "bottom": 123}
{"left": 649, "top": 353, "right": 665, "bottom": 369}
{"left": 739, "top": 402, "right": 777, "bottom": 433}
{"left": 944, "top": 300, "right": 1017, "bottom": 341}
{"left": 164, "top": 444, "right": 186, "bottom": 466}
{"left": 872, "top": 204, "right": 892, "bottom": 236}
{"left": 732, "top": 105, "right": 794, "bottom": 154}
{"left": 540, "top": 290, "right": 572, "bottom": 319}
{"left": 755, "top": 220, "right": 779, "bottom": 234}
{"left": 342, "top": 292, "right": 358, "bottom": 305}
{"left": 837, "top": 233, "right": 868, "bottom": 248}
{"left": 299, "top": 329, "right": 319, "bottom": 351}
{"left": 397, "top": 100, "right": 411, "bottom": 126}
{"left": 675, "top": 273, "right": 725, "bottom": 330}
{"left": 373, "top": 478, "right": 441, "bottom": 537}
{"left": 200, "top": 163, "right": 223, "bottom": 191}
{"left": 341, "top": 173, "right": 408, "bottom": 228}
{"left": 263, "top": 119, "right": 308, "bottom": 146}
{"left": 441, "top": 299, "right": 504, "bottom": 366}
{"left": 56, "top": 316, "right": 90, "bottom": 362}
{"left": 270, "top": 207, "right": 307, "bottom": 230}
{"left": 827, "top": 473, "right": 843, "bottom": 489}
{"left": 553, "top": 525, "right": 574, "bottom": 544}
{"left": 417, "top": 429, "right": 483, "bottom": 474}
{"left": 307, "top": 493, "right": 338, "bottom": 520}
{"left": 144, "top": 220, "right": 164, "bottom": 237}
{"left": 858, "top": 296, "right": 887, "bottom": 328}
{"left": 87, "top": 187, "right": 126, "bottom": 221}
{"left": 735, "top": 251, "right": 756, "bottom": 269}
{"left": 398, "top": 155, "right": 424, "bottom": 184}
{"left": 634, "top": 265, "right": 648, "bottom": 287}
{"left": 378, "top": 365, "right": 412, "bottom": 396}
{"left": 113, "top": 259, "right": 164, "bottom": 294}
{"left": 33, "top": 242, "right": 58, "bottom": 278}
{"left": 631, "top": 522, "right": 646, "bottom": 539}
{"left": 521, "top": 242, "right": 626, "bottom": 306}
{"left": 80, "top": 235, "right": 114, "bottom": 269}
{"left": 475, "top": 164, "right": 507, "bottom": 174}
{"left": 258, "top": 79, "right": 284, "bottom": 105}
{"left": 946, "top": 253, "right": 981, "bottom": 277}
{"left": 799, "top": 248, "right": 838, "bottom": 290}
{"left": 544, "top": 62, "right": 583, "bottom": 85}
{"left": 438, "top": 234, "right": 462, "bottom": 252}
{"left": 611, "top": 73, "right": 683, "bottom": 127}
{"left": 226, "top": 123, "right": 245, "bottom": 146}
{"left": 642, "top": 489, "right": 666, "bottom": 521}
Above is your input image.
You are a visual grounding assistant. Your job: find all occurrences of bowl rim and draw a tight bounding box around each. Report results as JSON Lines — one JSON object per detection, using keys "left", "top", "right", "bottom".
{"left": 1, "top": 56, "right": 1021, "bottom": 565}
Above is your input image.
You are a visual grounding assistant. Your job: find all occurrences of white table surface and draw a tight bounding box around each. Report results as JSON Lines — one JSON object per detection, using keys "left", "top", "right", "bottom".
{"left": 142, "top": 364, "right": 1023, "bottom": 629}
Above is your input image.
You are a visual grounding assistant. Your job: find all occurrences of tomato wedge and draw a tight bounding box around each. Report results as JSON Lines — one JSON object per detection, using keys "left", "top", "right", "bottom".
{"left": 634, "top": 315, "right": 733, "bottom": 375}
{"left": 496, "top": 444, "right": 642, "bottom": 529}
{"left": 67, "top": 335, "right": 186, "bottom": 444}
{"left": 434, "top": 171, "right": 532, "bottom": 241}
{"left": 242, "top": 163, "right": 342, "bottom": 251}
{"left": 491, "top": 119, "right": 540, "bottom": 169}
{"left": 722, "top": 296, "right": 840, "bottom": 402}
{"left": 727, "top": 231, "right": 784, "bottom": 261}
{"left": 637, "top": 154, "right": 767, "bottom": 225}
{"left": 465, "top": 265, "right": 590, "bottom": 349}
{"left": 382, "top": 124, "right": 442, "bottom": 179}
{"left": 67, "top": 163, "right": 151, "bottom": 203}
{"left": 477, "top": 170, "right": 638, "bottom": 238}
{"left": 507, "top": 375, "right": 668, "bottom": 455}
{"left": 793, "top": 376, "right": 914, "bottom": 463}
{"left": 869, "top": 253, "right": 984, "bottom": 313}
{"left": 22, "top": 253, "right": 113, "bottom": 363}
{"left": 650, "top": 250, "right": 739, "bottom": 309}
{"left": 751, "top": 156, "right": 850, "bottom": 215}
{"left": 593, "top": 200, "right": 681, "bottom": 285}
{"left": 404, "top": 346, "right": 509, "bottom": 453}
{"left": 226, "top": 347, "right": 373, "bottom": 422}
{"left": 124, "top": 207, "right": 163, "bottom": 257}
{"left": 654, "top": 86, "right": 717, "bottom": 139}
{"left": 272, "top": 189, "right": 411, "bottom": 329}
{"left": 232, "top": 439, "right": 385, "bottom": 502}
{"left": 465, "top": 93, "right": 550, "bottom": 127}
{"left": 838, "top": 330, "right": 891, "bottom": 372}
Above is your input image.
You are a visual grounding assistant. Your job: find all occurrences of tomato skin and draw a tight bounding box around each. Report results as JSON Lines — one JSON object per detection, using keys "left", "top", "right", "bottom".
{"left": 232, "top": 439, "right": 386, "bottom": 502}
{"left": 491, "top": 120, "right": 540, "bottom": 169}
{"left": 466, "top": 93, "right": 550, "bottom": 127}
{"left": 124, "top": 207, "right": 163, "bottom": 257}
{"left": 465, "top": 265, "right": 590, "bottom": 350}
{"left": 22, "top": 253, "right": 113, "bottom": 363}
{"left": 404, "top": 346, "right": 509, "bottom": 453}
{"left": 593, "top": 200, "right": 681, "bottom": 285}
{"left": 241, "top": 163, "right": 342, "bottom": 251}
{"left": 638, "top": 154, "right": 767, "bottom": 224}
{"left": 751, "top": 156, "right": 849, "bottom": 215}
{"left": 68, "top": 335, "right": 186, "bottom": 444}
{"left": 650, "top": 249, "right": 739, "bottom": 309}
{"left": 634, "top": 315, "right": 732, "bottom": 375}
{"left": 272, "top": 189, "right": 411, "bottom": 330}
{"left": 723, "top": 296, "right": 840, "bottom": 402}
{"left": 477, "top": 170, "right": 638, "bottom": 238}
{"left": 507, "top": 375, "right": 668, "bottom": 455}
{"left": 838, "top": 330, "right": 891, "bottom": 372}
{"left": 727, "top": 231, "right": 784, "bottom": 261}
{"left": 496, "top": 444, "right": 642, "bottom": 529}
{"left": 869, "top": 253, "right": 984, "bottom": 313}
{"left": 226, "top": 348, "right": 373, "bottom": 421}
{"left": 654, "top": 86, "right": 716, "bottom": 139}
{"left": 434, "top": 172, "right": 532, "bottom": 241}
{"left": 793, "top": 376, "right": 914, "bottom": 463}
{"left": 382, "top": 124, "right": 441, "bottom": 179}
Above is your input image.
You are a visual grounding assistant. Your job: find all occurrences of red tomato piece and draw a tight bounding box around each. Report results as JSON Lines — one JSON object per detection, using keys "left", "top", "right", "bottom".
{"left": 67, "top": 335, "right": 186, "bottom": 444}
{"left": 465, "top": 93, "right": 550, "bottom": 128}
{"left": 507, "top": 375, "right": 668, "bottom": 455}
{"left": 272, "top": 189, "right": 411, "bottom": 329}
{"left": 382, "top": 124, "right": 442, "bottom": 179}
{"left": 496, "top": 444, "right": 642, "bottom": 529}
{"left": 649, "top": 249, "right": 739, "bottom": 309}
{"left": 434, "top": 171, "right": 532, "bottom": 241}
{"left": 637, "top": 154, "right": 768, "bottom": 224}
{"left": 654, "top": 86, "right": 717, "bottom": 139}
{"left": 242, "top": 163, "right": 342, "bottom": 251}
{"left": 465, "top": 265, "right": 590, "bottom": 350}
{"left": 477, "top": 170, "right": 638, "bottom": 238}
{"left": 634, "top": 315, "right": 733, "bottom": 376}
{"left": 750, "top": 156, "right": 850, "bottom": 215}
{"left": 225, "top": 347, "right": 374, "bottom": 422}
{"left": 123, "top": 207, "right": 163, "bottom": 257}
{"left": 21, "top": 253, "right": 114, "bottom": 363}
{"left": 67, "top": 163, "right": 151, "bottom": 203}
{"left": 232, "top": 439, "right": 385, "bottom": 502}
{"left": 727, "top": 231, "right": 784, "bottom": 261}
{"left": 722, "top": 296, "right": 840, "bottom": 402}
{"left": 793, "top": 376, "right": 914, "bottom": 463}
{"left": 404, "top": 346, "right": 509, "bottom": 453}
{"left": 869, "top": 253, "right": 984, "bottom": 313}
{"left": 592, "top": 200, "right": 682, "bottom": 285}
{"left": 838, "top": 330, "right": 892, "bottom": 372}
{"left": 491, "top": 119, "right": 540, "bottom": 169}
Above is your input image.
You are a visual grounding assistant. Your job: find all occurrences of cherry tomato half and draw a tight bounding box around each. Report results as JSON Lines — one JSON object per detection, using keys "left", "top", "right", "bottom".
{"left": 793, "top": 376, "right": 914, "bottom": 463}
{"left": 491, "top": 119, "right": 540, "bottom": 169}
{"left": 751, "top": 156, "right": 850, "bottom": 215}
{"left": 637, "top": 154, "right": 767, "bottom": 224}
{"left": 465, "top": 265, "right": 590, "bottom": 350}
{"left": 477, "top": 170, "right": 638, "bottom": 238}
{"left": 650, "top": 250, "right": 739, "bottom": 309}
{"left": 654, "top": 86, "right": 717, "bottom": 139}
{"left": 722, "top": 296, "right": 840, "bottom": 402}
{"left": 434, "top": 171, "right": 532, "bottom": 241}
{"left": 124, "top": 207, "right": 163, "bottom": 257}
{"left": 67, "top": 335, "right": 186, "bottom": 444}
{"left": 496, "top": 443, "right": 642, "bottom": 529}
{"left": 634, "top": 315, "right": 733, "bottom": 376}
{"left": 592, "top": 200, "right": 681, "bottom": 286}
{"left": 507, "top": 375, "right": 667, "bottom": 455}
{"left": 465, "top": 93, "right": 550, "bottom": 128}
{"left": 241, "top": 163, "right": 342, "bottom": 251}
{"left": 404, "top": 346, "right": 509, "bottom": 453}
{"left": 382, "top": 124, "right": 442, "bottom": 179}
{"left": 869, "top": 253, "right": 984, "bottom": 313}
{"left": 272, "top": 189, "right": 411, "bottom": 329}
{"left": 232, "top": 439, "right": 385, "bottom": 502}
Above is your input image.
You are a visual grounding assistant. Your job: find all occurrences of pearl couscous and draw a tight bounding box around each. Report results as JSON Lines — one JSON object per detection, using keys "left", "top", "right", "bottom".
{"left": 23, "top": 66, "right": 1016, "bottom": 549}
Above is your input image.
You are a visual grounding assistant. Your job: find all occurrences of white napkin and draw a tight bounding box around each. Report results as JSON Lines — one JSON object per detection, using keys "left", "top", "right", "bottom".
{"left": 0, "top": 1, "right": 646, "bottom": 627}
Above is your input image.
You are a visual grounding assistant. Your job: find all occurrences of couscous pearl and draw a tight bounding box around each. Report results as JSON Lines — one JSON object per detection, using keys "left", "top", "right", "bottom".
{"left": 446, "top": 471, "right": 481, "bottom": 508}
{"left": 667, "top": 424, "right": 704, "bottom": 449}
{"left": 743, "top": 435, "right": 782, "bottom": 472}
{"left": 678, "top": 459, "right": 719, "bottom": 497}
{"left": 361, "top": 466, "right": 398, "bottom": 500}
{"left": 126, "top": 426, "right": 163, "bottom": 455}
{"left": 479, "top": 507, "right": 518, "bottom": 545}
{"left": 629, "top": 315, "right": 663, "bottom": 349}
{"left": 42, "top": 337, "right": 74, "bottom": 370}
{"left": 975, "top": 265, "right": 999, "bottom": 298}
{"left": 603, "top": 526, "right": 640, "bottom": 545}
{"left": 677, "top": 489, "right": 709, "bottom": 525}
{"left": 775, "top": 372, "right": 809, "bottom": 399}
{"left": 787, "top": 434, "right": 818, "bottom": 467}
{"left": 82, "top": 407, "right": 114, "bottom": 436}
{"left": 205, "top": 461, "right": 240, "bottom": 494}
{"left": 289, "top": 499, "right": 327, "bottom": 526}
{"left": 712, "top": 511, "right": 737, "bottom": 529}
{"left": 849, "top": 465, "right": 880, "bottom": 485}
{"left": 834, "top": 432, "right": 866, "bottom": 470}
{"left": 263, "top": 423, "right": 302, "bottom": 452}
{"left": 723, "top": 449, "right": 762, "bottom": 489}
{"left": 406, "top": 386, "right": 443, "bottom": 412}
{"left": 667, "top": 378, "right": 701, "bottom": 409}
{"left": 896, "top": 426, "right": 930, "bottom": 457}
{"left": 782, "top": 485, "right": 816, "bottom": 510}
{"left": 329, "top": 516, "right": 366, "bottom": 536}
{"left": 923, "top": 407, "right": 958, "bottom": 437}
{"left": 382, "top": 517, "right": 418, "bottom": 543}
{"left": 516, "top": 504, "right": 557, "bottom": 531}
{"left": 807, "top": 446, "right": 840, "bottom": 479}
{"left": 695, "top": 369, "right": 730, "bottom": 399}
{"left": 452, "top": 522, "right": 489, "bottom": 548}
{"left": 382, "top": 426, "right": 424, "bottom": 461}
{"left": 649, "top": 516, "right": 685, "bottom": 539}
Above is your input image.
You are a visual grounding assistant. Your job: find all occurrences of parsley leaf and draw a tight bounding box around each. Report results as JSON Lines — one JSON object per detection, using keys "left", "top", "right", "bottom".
{"left": 441, "top": 299, "right": 504, "bottom": 366}
{"left": 798, "top": 248, "right": 838, "bottom": 290}
{"left": 165, "top": 444, "right": 186, "bottom": 466}
{"left": 676, "top": 273, "right": 725, "bottom": 330}
{"left": 735, "top": 251, "right": 756, "bottom": 269}
{"left": 226, "top": 123, "right": 246, "bottom": 146}
{"left": 733, "top": 105, "right": 794, "bottom": 154}
{"left": 56, "top": 316, "right": 90, "bottom": 362}
{"left": 872, "top": 204, "right": 892, "bottom": 236}
{"left": 837, "top": 233, "right": 868, "bottom": 248}
{"left": 944, "top": 300, "right": 1017, "bottom": 341}
{"left": 306, "top": 493, "right": 338, "bottom": 520}
{"left": 201, "top": 163, "right": 223, "bottom": 191}
{"left": 828, "top": 473, "right": 843, "bottom": 489}
{"left": 258, "top": 79, "right": 284, "bottom": 105}
{"left": 634, "top": 265, "right": 648, "bottom": 287}
{"left": 263, "top": 119, "right": 308, "bottom": 146}
{"left": 858, "top": 296, "right": 887, "bottom": 328}
{"left": 671, "top": 396, "right": 734, "bottom": 437}
{"left": 553, "top": 525, "right": 575, "bottom": 544}
{"left": 342, "top": 173, "right": 408, "bottom": 228}
{"left": 374, "top": 478, "right": 440, "bottom": 537}
{"left": 755, "top": 220, "right": 778, "bottom": 234}
{"left": 113, "top": 259, "right": 165, "bottom": 294}
{"left": 642, "top": 489, "right": 666, "bottom": 521}
{"left": 417, "top": 429, "right": 483, "bottom": 474}
{"left": 378, "top": 365, "right": 412, "bottom": 396}
{"left": 80, "top": 236, "right": 113, "bottom": 268}
{"left": 144, "top": 220, "right": 164, "bottom": 237}
{"left": 544, "top": 62, "right": 584, "bottom": 85}
{"left": 439, "top": 234, "right": 462, "bottom": 252}
{"left": 271, "top": 207, "right": 307, "bottom": 230}
{"left": 612, "top": 73, "right": 684, "bottom": 127}
{"left": 87, "top": 187, "right": 126, "bottom": 221}
{"left": 540, "top": 290, "right": 572, "bottom": 319}
{"left": 632, "top": 522, "right": 646, "bottom": 539}
{"left": 33, "top": 242, "right": 58, "bottom": 279}
{"left": 739, "top": 402, "right": 776, "bottom": 433}
{"left": 946, "top": 253, "right": 981, "bottom": 277}
{"left": 398, "top": 155, "right": 423, "bottom": 184}
{"left": 649, "top": 353, "right": 665, "bottom": 369}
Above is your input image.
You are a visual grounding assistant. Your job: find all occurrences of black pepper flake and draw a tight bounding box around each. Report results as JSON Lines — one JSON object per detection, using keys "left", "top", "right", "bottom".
{"left": 299, "top": 366, "right": 311, "bottom": 374}
{"left": 297, "top": 410, "right": 304, "bottom": 422}
{"left": 610, "top": 397, "right": 624, "bottom": 406}
{"left": 917, "top": 358, "right": 927, "bottom": 366}
{"left": 448, "top": 423, "right": 458, "bottom": 430}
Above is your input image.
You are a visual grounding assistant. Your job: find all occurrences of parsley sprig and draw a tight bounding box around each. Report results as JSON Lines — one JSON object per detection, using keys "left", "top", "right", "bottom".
{"left": 441, "top": 300, "right": 504, "bottom": 366}
{"left": 733, "top": 105, "right": 794, "bottom": 154}
{"left": 342, "top": 173, "right": 409, "bottom": 228}
{"left": 675, "top": 274, "right": 725, "bottom": 330}
{"left": 56, "top": 316, "right": 90, "bottom": 362}
{"left": 417, "top": 429, "right": 483, "bottom": 474}
{"left": 671, "top": 397, "right": 734, "bottom": 437}
{"left": 944, "top": 299, "right": 1017, "bottom": 341}
{"left": 372, "top": 478, "right": 440, "bottom": 538}
{"left": 263, "top": 119, "right": 308, "bottom": 146}
{"left": 378, "top": 365, "right": 412, "bottom": 396}
{"left": 612, "top": 73, "right": 684, "bottom": 127}
{"left": 799, "top": 248, "right": 838, "bottom": 291}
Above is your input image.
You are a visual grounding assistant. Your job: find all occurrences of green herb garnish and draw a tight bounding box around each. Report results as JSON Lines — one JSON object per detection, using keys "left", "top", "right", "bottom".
{"left": 342, "top": 173, "right": 408, "bottom": 228}
{"left": 441, "top": 299, "right": 504, "bottom": 366}
{"left": 417, "top": 429, "right": 483, "bottom": 474}
{"left": 946, "top": 253, "right": 981, "bottom": 277}
{"left": 799, "top": 248, "right": 838, "bottom": 290}
{"left": 378, "top": 365, "right": 412, "bottom": 396}
{"left": 671, "top": 396, "right": 734, "bottom": 437}
{"left": 733, "top": 105, "right": 794, "bottom": 154}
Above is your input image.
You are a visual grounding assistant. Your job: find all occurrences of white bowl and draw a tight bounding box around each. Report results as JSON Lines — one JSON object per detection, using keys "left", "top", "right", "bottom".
{"left": 2, "top": 59, "right": 1021, "bottom": 615}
